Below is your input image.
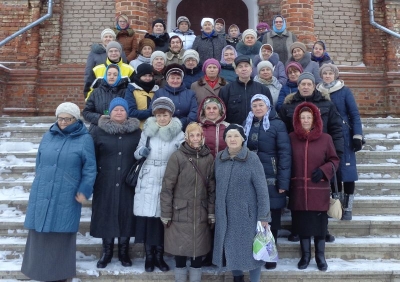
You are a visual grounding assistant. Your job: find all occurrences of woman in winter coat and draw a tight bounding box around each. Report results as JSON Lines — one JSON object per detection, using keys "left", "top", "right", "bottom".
{"left": 165, "top": 35, "right": 186, "bottom": 66}
{"left": 134, "top": 97, "right": 184, "bottom": 273}
{"left": 83, "top": 64, "right": 128, "bottom": 131}
{"left": 113, "top": 14, "right": 138, "bottom": 62}
{"left": 169, "top": 16, "right": 196, "bottom": 50}
{"left": 244, "top": 95, "right": 291, "bottom": 270}
{"left": 161, "top": 122, "right": 215, "bottom": 282}
{"left": 316, "top": 64, "right": 363, "bottom": 220}
{"left": 192, "top": 18, "right": 227, "bottom": 63}
{"left": 219, "top": 45, "right": 238, "bottom": 83}
{"left": 151, "top": 64, "right": 198, "bottom": 130}
{"left": 289, "top": 102, "right": 339, "bottom": 271}
{"left": 311, "top": 40, "right": 334, "bottom": 67}
{"left": 129, "top": 38, "right": 155, "bottom": 71}
{"left": 252, "top": 44, "right": 287, "bottom": 86}
{"left": 213, "top": 124, "right": 270, "bottom": 282}
{"left": 144, "top": 19, "right": 170, "bottom": 52}
{"left": 254, "top": 61, "right": 282, "bottom": 105}
{"left": 151, "top": 51, "right": 168, "bottom": 88}
{"left": 235, "top": 29, "right": 263, "bottom": 62}
{"left": 287, "top": 42, "right": 322, "bottom": 84}
{"left": 191, "top": 58, "right": 227, "bottom": 105}
{"left": 182, "top": 49, "right": 204, "bottom": 89}
{"left": 276, "top": 61, "right": 303, "bottom": 112}
{"left": 226, "top": 24, "right": 242, "bottom": 48}
{"left": 22, "top": 102, "right": 96, "bottom": 282}
{"left": 124, "top": 64, "right": 159, "bottom": 128}
{"left": 90, "top": 98, "right": 141, "bottom": 269}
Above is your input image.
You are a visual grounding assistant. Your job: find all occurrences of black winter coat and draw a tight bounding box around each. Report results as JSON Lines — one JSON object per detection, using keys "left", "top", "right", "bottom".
{"left": 219, "top": 78, "right": 273, "bottom": 124}
{"left": 246, "top": 108, "right": 291, "bottom": 209}
{"left": 90, "top": 117, "right": 141, "bottom": 238}
{"left": 144, "top": 33, "right": 170, "bottom": 52}
{"left": 182, "top": 64, "right": 204, "bottom": 89}
{"left": 279, "top": 90, "right": 344, "bottom": 157}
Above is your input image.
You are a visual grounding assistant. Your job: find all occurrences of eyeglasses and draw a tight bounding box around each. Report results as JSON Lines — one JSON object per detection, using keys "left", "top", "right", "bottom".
{"left": 275, "top": 21, "right": 283, "bottom": 23}
{"left": 57, "top": 117, "right": 75, "bottom": 123}
{"left": 257, "top": 28, "right": 266, "bottom": 31}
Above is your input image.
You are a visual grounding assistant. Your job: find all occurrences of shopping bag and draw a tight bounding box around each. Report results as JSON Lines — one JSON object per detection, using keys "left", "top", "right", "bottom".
{"left": 252, "top": 221, "right": 278, "bottom": 262}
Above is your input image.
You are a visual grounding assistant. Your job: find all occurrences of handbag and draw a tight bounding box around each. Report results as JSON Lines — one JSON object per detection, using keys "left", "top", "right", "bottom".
{"left": 188, "top": 157, "right": 209, "bottom": 187}
{"left": 253, "top": 221, "right": 278, "bottom": 262}
{"left": 125, "top": 137, "right": 150, "bottom": 187}
{"left": 327, "top": 162, "right": 343, "bottom": 220}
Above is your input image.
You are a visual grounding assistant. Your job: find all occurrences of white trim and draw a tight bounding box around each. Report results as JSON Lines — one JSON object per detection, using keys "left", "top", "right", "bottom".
{"left": 166, "top": 0, "right": 258, "bottom": 31}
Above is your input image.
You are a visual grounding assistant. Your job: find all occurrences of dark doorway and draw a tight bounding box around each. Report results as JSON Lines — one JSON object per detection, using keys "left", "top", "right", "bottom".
{"left": 176, "top": 0, "right": 249, "bottom": 35}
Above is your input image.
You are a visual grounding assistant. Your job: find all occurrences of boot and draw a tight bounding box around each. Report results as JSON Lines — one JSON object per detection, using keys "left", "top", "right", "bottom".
{"left": 174, "top": 267, "right": 188, "bottom": 282}
{"left": 189, "top": 267, "right": 202, "bottom": 282}
{"left": 288, "top": 233, "right": 300, "bottom": 242}
{"left": 325, "top": 230, "right": 335, "bottom": 243}
{"left": 314, "top": 237, "right": 328, "bottom": 271}
{"left": 201, "top": 251, "right": 213, "bottom": 267}
{"left": 97, "top": 238, "right": 114, "bottom": 268}
{"left": 154, "top": 245, "right": 170, "bottom": 272}
{"left": 342, "top": 194, "right": 354, "bottom": 220}
{"left": 233, "top": 275, "right": 244, "bottom": 282}
{"left": 118, "top": 237, "right": 132, "bottom": 267}
{"left": 297, "top": 237, "right": 311, "bottom": 270}
{"left": 145, "top": 244, "right": 155, "bottom": 272}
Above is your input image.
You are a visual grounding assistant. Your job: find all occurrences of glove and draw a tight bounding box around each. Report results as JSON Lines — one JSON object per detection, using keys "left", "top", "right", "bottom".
{"left": 353, "top": 137, "right": 363, "bottom": 152}
{"left": 160, "top": 217, "right": 171, "bottom": 228}
{"left": 139, "top": 146, "right": 150, "bottom": 157}
{"left": 311, "top": 168, "right": 324, "bottom": 183}
{"left": 208, "top": 214, "right": 215, "bottom": 230}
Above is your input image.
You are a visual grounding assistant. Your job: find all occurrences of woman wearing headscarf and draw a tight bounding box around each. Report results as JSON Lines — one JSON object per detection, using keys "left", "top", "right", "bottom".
{"left": 316, "top": 64, "right": 363, "bottom": 220}
{"left": 169, "top": 16, "right": 196, "bottom": 50}
{"left": 219, "top": 45, "right": 238, "bottom": 83}
{"left": 90, "top": 97, "right": 141, "bottom": 269}
{"left": 113, "top": 14, "right": 138, "bottom": 62}
{"left": 235, "top": 29, "right": 263, "bottom": 61}
{"left": 134, "top": 97, "right": 184, "bottom": 273}
{"left": 192, "top": 17, "right": 227, "bottom": 63}
{"left": 275, "top": 61, "right": 303, "bottom": 112}
{"left": 144, "top": 18, "right": 170, "bottom": 52}
{"left": 213, "top": 124, "right": 270, "bottom": 282}
{"left": 254, "top": 61, "right": 282, "bottom": 105}
{"left": 124, "top": 64, "right": 159, "bottom": 128}
{"left": 191, "top": 58, "right": 227, "bottom": 104}
{"left": 22, "top": 102, "right": 96, "bottom": 282}
{"left": 182, "top": 49, "right": 204, "bottom": 89}
{"left": 165, "top": 35, "right": 186, "bottom": 66}
{"left": 262, "top": 15, "right": 297, "bottom": 64}
{"left": 129, "top": 38, "right": 155, "bottom": 71}
{"left": 225, "top": 24, "right": 242, "bottom": 48}
{"left": 244, "top": 95, "right": 291, "bottom": 270}
{"left": 311, "top": 40, "right": 335, "bottom": 67}
{"left": 289, "top": 102, "right": 339, "bottom": 271}
{"left": 150, "top": 51, "right": 168, "bottom": 88}
{"left": 256, "top": 22, "right": 270, "bottom": 42}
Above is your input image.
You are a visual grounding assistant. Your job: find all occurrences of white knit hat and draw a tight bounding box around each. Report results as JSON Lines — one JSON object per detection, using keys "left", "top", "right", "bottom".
{"left": 257, "top": 60, "right": 274, "bottom": 74}
{"left": 150, "top": 51, "right": 167, "bottom": 65}
{"left": 241, "top": 29, "right": 257, "bottom": 41}
{"left": 101, "top": 28, "right": 116, "bottom": 40}
{"left": 201, "top": 17, "right": 214, "bottom": 27}
{"left": 55, "top": 102, "right": 81, "bottom": 120}
{"left": 182, "top": 49, "right": 200, "bottom": 63}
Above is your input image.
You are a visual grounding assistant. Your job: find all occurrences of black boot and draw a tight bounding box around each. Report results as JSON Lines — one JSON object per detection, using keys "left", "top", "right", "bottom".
{"left": 297, "top": 237, "right": 311, "bottom": 270}
{"left": 265, "top": 229, "right": 277, "bottom": 269}
{"left": 144, "top": 244, "right": 155, "bottom": 272}
{"left": 325, "top": 230, "right": 335, "bottom": 243}
{"left": 154, "top": 245, "right": 170, "bottom": 272}
{"left": 97, "top": 238, "right": 114, "bottom": 268}
{"left": 314, "top": 237, "right": 328, "bottom": 271}
{"left": 288, "top": 233, "right": 300, "bottom": 242}
{"left": 118, "top": 237, "right": 132, "bottom": 267}
{"left": 233, "top": 275, "right": 244, "bottom": 282}
{"left": 342, "top": 193, "right": 354, "bottom": 220}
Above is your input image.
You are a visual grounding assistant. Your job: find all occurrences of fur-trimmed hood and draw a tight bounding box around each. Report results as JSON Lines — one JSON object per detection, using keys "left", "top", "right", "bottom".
{"left": 283, "top": 89, "right": 331, "bottom": 105}
{"left": 292, "top": 101, "right": 322, "bottom": 141}
{"left": 316, "top": 80, "right": 345, "bottom": 95}
{"left": 197, "top": 95, "right": 227, "bottom": 125}
{"left": 143, "top": 116, "right": 183, "bottom": 142}
{"left": 98, "top": 116, "right": 140, "bottom": 134}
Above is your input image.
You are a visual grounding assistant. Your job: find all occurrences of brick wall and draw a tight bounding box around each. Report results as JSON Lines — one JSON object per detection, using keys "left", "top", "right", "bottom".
{"left": 257, "top": 0, "right": 281, "bottom": 27}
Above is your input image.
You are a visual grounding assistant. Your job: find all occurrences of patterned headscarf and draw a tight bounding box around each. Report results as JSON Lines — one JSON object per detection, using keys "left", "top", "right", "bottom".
{"left": 244, "top": 94, "right": 271, "bottom": 141}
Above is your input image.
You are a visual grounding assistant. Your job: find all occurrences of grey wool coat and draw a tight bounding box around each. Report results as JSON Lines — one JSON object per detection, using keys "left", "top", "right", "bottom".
{"left": 213, "top": 146, "right": 271, "bottom": 271}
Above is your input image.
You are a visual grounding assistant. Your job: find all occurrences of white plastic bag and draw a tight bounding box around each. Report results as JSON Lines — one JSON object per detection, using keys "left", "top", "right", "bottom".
{"left": 252, "top": 221, "right": 278, "bottom": 262}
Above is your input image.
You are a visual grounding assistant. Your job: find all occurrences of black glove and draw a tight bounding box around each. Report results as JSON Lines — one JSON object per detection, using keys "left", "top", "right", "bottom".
{"left": 353, "top": 138, "right": 363, "bottom": 152}
{"left": 311, "top": 168, "right": 324, "bottom": 183}
{"left": 208, "top": 218, "right": 215, "bottom": 230}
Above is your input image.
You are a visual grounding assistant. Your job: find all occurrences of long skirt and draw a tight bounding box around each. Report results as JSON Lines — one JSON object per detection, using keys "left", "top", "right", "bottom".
{"left": 21, "top": 229, "right": 76, "bottom": 281}
{"left": 291, "top": 211, "right": 328, "bottom": 237}
{"left": 134, "top": 216, "right": 164, "bottom": 246}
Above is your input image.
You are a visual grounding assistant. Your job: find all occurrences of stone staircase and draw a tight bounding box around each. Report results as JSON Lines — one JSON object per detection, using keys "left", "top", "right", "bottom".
{"left": 0, "top": 116, "right": 400, "bottom": 281}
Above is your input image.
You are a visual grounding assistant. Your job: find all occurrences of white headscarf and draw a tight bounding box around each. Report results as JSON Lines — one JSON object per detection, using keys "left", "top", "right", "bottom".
{"left": 243, "top": 94, "right": 271, "bottom": 141}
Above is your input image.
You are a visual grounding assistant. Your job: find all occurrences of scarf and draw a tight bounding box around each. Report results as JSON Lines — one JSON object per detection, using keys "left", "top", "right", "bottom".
{"left": 205, "top": 75, "right": 218, "bottom": 89}
{"left": 103, "top": 65, "right": 122, "bottom": 87}
{"left": 116, "top": 23, "right": 129, "bottom": 31}
{"left": 243, "top": 94, "right": 271, "bottom": 141}
{"left": 272, "top": 17, "right": 287, "bottom": 34}
{"left": 322, "top": 80, "right": 337, "bottom": 89}
{"left": 202, "top": 30, "right": 216, "bottom": 38}
{"left": 133, "top": 75, "right": 156, "bottom": 93}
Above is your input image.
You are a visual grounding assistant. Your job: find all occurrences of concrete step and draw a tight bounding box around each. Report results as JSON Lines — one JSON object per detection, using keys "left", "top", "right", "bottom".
{"left": 362, "top": 139, "right": 400, "bottom": 151}
{"left": 357, "top": 164, "right": 400, "bottom": 178}
{"left": 0, "top": 165, "right": 35, "bottom": 179}
{"left": 355, "top": 180, "right": 400, "bottom": 195}
{"left": 356, "top": 151, "right": 400, "bottom": 164}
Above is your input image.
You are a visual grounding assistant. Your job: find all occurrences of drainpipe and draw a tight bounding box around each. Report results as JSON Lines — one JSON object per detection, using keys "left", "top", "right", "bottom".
{"left": 0, "top": 0, "right": 53, "bottom": 47}
{"left": 369, "top": 0, "right": 400, "bottom": 38}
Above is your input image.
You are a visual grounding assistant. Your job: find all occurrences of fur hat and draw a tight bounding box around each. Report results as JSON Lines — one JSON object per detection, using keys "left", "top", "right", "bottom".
{"left": 106, "top": 41, "right": 122, "bottom": 54}
{"left": 223, "top": 124, "right": 247, "bottom": 142}
{"left": 319, "top": 64, "right": 339, "bottom": 80}
{"left": 138, "top": 38, "right": 155, "bottom": 53}
{"left": 109, "top": 97, "right": 129, "bottom": 114}
{"left": 164, "top": 63, "right": 185, "bottom": 79}
{"left": 56, "top": 102, "right": 81, "bottom": 120}
{"left": 297, "top": 72, "right": 316, "bottom": 85}
{"left": 135, "top": 63, "right": 153, "bottom": 78}
{"left": 201, "top": 17, "right": 214, "bottom": 27}
{"left": 202, "top": 58, "right": 221, "bottom": 74}
{"left": 241, "top": 29, "right": 257, "bottom": 40}
{"left": 182, "top": 49, "right": 200, "bottom": 63}
{"left": 285, "top": 61, "right": 304, "bottom": 76}
{"left": 150, "top": 51, "right": 167, "bottom": 65}
{"left": 290, "top": 42, "right": 307, "bottom": 54}
{"left": 152, "top": 97, "right": 175, "bottom": 114}
{"left": 177, "top": 16, "right": 191, "bottom": 28}
{"left": 257, "top": 60, "right": 274, "bottom": 74}
{"left": 233, "top": 55, "right": 252, "bottom": 68}
{"left": 152, "top": 18, "right": 166, "bottom": 30}
{"left": 101, "top": 28, "right": 116, "bottom": 40}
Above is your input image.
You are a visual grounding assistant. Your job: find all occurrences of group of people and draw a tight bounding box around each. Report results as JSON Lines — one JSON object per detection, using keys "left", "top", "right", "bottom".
{"left": 21, "top": 13, "right": 363, "bottom": 282}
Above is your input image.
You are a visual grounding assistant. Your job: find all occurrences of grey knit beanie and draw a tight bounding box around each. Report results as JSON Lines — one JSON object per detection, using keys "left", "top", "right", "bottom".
{"left": 152, "top": 97, "right": 175, "bottom": 114}
{"left": 106, "top": 41, "right": 122, "bottom": 54}
{"left": 297, "top": 72, "right": 316, "bottom": 85}
{"left": 257, "top": 60, "right": 274, "bottom": 74}
{"left": 182, "top": 49, "right": 200, "bottom": 63}
{"left": 319, "top": 64, "right": 339, "bottom": 80}
{"left": 290, "top": 42, "right": 307, "bottom": 54}
{"left": 150, "top": 51, "right": 167, "bottom": 65}
{"left": 55, "top": 102, "right": 80, "bottom": 120}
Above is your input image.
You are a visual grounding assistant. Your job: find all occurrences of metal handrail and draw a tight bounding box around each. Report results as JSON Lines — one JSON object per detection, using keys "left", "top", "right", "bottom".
{"left": 0, "top": 0, "right": 53, "bottom": 47}
{"left": 369, "top": 0, "right": 400, "bottom": 38}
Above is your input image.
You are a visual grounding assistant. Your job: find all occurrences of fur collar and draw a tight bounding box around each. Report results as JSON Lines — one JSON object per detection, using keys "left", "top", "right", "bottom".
{"left": 219, "top": 146, "right": 249, "bottom": 162}
{"left": 292, "top": 102, "right": 322, "bottom": 141}
{"left": 166, "top": 49, "right": 185, "bottom": 60}
{"left": 98, "top": 116, "right": 140, "bottom": 135}
{"left": 91, "top": 43, "right": 106, "bottom": 54}
{"left": 316, "top": 80, "right": 345, "bottom": 95}
{"left": 284, "top": 90, "right": 330, "bottom": 104}
{"left": 143, "top": 116, "right": 182, "bottom": 142}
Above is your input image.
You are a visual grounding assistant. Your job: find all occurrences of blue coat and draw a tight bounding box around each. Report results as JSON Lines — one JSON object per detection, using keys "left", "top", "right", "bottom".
{"left": 317, "top": 81, "right": 362, "bottom": 181}
{"left": 24, "top": 121, "right": 96, "bottom": 233}
{"left": 246, "top": 108, "right": 292, "bottom": 209}
{"left": 151, "top": 84, "right": 198, "bottom": 130}
{"left": 276, "top": 80, "right": 298, "bottom": 112}
{"left": 182, "top": 64, "right": 204, "bottom": 89}
{"left": 220, "top": 63, "right": 237, "bottom": 83}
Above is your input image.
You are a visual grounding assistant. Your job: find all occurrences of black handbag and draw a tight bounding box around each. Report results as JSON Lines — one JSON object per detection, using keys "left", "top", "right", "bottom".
{"left": 126, "top": 137, "right": 150, "bottom": 187}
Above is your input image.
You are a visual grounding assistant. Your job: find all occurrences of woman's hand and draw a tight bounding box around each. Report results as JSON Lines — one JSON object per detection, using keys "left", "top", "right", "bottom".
{"left": 278, "top": 189, "right": 286, "bottom": 193}
{"left": 75, "top": 192, "right": 87, "bottom": 204}
{"left": 260, "top": 221, "right": 269, "bottom": 229}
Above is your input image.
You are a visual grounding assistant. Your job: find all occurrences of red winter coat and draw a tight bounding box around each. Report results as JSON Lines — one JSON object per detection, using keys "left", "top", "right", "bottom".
{"left": 288, "top": 102, "right": 339, "bottom": 212}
